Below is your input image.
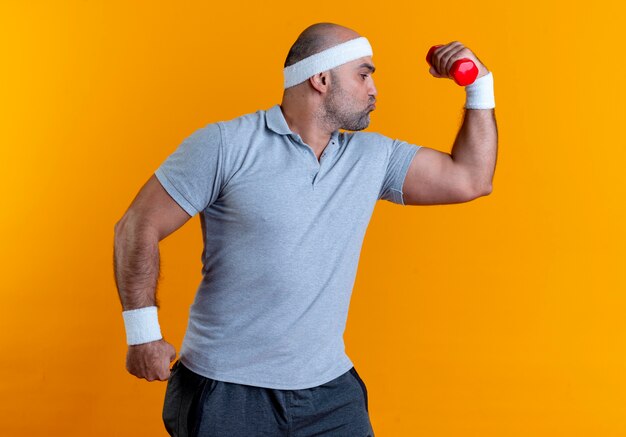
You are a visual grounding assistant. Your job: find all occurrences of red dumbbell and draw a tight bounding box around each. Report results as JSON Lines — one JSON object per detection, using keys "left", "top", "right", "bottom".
{"left": 426, "top": 45, "right": 478, "bottom": 86}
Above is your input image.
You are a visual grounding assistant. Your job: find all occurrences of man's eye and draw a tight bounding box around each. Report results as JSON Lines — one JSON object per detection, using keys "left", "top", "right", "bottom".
{"left": 361, "top": 74, "right": 368, "bottom": 79}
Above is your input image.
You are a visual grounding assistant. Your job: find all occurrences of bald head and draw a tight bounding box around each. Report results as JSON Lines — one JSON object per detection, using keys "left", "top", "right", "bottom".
{"left": 284, "top": 23, "right": 362, "bottom": 68}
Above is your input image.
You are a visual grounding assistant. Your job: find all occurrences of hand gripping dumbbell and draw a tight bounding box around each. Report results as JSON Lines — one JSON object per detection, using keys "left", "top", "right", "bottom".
{"left": 426, "top": 45, "right": 478, "bottom": 86}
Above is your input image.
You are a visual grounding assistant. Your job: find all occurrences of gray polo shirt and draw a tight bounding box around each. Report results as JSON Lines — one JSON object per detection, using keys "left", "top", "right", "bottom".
{"left": 154, "top": 104, "right": 421, "bottom": 389}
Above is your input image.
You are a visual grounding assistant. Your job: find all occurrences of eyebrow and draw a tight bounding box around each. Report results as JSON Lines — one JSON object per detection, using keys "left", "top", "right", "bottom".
{"left": 357, "top": 63, "right": 376, "bottom": 73}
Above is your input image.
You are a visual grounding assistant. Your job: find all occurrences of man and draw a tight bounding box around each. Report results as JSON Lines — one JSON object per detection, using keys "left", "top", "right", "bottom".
{"left": 113, "top": 22, "right": 497, "bottom": 437}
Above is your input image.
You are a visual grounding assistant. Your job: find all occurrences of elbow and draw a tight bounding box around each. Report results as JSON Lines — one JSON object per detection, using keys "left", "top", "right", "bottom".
{"left": 114, "top": 215, "right": 127, "bottom": 234}
{"left": 114, "top": 213, "right": 158, "bottom": 243}
{"left": 471, "top": 183, "right": 492, "bottom": 198}
{"left": 464, "top": 171, "right": 493, "bottom": 199}
{"left": 114, "top": 219, "right": 126, "bottom": 248}
{"left": 114, "top": 215, "right": 135, "bottom": 241}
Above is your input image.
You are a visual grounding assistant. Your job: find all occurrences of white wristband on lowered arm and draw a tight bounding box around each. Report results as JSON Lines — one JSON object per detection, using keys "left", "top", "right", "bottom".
{"left": 122, "top": 306, "right": 163, "bottom": 345}
{"left": 464, "top": 71, "right": 495, "bottom": 109}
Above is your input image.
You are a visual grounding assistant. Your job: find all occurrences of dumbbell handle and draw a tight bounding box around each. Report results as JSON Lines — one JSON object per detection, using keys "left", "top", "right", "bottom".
{"left": 426, "top": 45, "right": 478, "bottom": 86}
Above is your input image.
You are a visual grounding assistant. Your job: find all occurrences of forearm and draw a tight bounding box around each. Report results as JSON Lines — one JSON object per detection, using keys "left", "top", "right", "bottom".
{"left": 113, "top": 218, "right": 161, "bottom": 311}
{"left": 450, "top": 108, "right": 498, "bottom": 194}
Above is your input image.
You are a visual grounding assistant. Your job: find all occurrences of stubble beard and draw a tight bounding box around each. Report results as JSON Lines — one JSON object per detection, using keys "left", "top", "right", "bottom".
{"left": 322, "top": 73, "right": 371, "bottom": 132}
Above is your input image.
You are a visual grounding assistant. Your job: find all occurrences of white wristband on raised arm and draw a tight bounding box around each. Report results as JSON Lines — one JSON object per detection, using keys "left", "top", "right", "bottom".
{"left": 122, "top": 306, "right": 163, "bottom": 345}
{"left": 464, "top": 71, "right": 495, "bottom": 109}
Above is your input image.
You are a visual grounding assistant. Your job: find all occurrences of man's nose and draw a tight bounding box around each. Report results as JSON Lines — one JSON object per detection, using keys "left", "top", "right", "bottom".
{"left": 369, "top": 81, "right": 377, "bottom": 97}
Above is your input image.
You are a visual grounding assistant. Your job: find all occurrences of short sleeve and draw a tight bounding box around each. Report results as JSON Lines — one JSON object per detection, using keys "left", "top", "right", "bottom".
{"left": 378, "top": 139, "right": 421, "bottom": 205}
{"left": 154, "top": 123, "right": 224, "bottom": 217}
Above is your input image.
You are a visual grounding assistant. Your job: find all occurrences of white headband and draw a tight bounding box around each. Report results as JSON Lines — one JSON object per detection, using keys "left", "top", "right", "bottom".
{"left": 283, "top": 36, "right": 373, "bottom": 89}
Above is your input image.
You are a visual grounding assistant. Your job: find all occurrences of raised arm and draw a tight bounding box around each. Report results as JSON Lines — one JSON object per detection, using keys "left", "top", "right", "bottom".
{"left": 402, "top": 42, "right": 498, "bottom": 206}
{"left": 113, "top": 173, "right": 191, "bottom": 381}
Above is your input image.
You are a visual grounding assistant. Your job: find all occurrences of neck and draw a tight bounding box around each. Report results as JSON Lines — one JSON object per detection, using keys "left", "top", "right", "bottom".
{"left": 280, "top": 98, "right": 337, "bottom": 155}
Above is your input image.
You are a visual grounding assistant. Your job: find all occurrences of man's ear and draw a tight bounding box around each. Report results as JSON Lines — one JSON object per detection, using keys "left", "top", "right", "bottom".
{"left": 309, "top": 71, "right": 330, "bottom": 93}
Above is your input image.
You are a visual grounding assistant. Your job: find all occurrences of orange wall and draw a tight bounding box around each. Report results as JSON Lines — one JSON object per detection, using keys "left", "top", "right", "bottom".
{"left": 1, "top": 1, "right": 625, "bottom": 436}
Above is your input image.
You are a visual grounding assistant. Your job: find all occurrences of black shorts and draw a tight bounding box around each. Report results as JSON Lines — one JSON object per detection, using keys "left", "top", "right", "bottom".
{"left": 163, "top": 359, "right": 375, "bottom": 436}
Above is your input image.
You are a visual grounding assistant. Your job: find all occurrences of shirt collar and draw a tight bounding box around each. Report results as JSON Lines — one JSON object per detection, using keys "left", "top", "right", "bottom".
{"left": 266, "top": 104, "right": 293, "bottom": 135}
{"left": 265, "top": 104, "right": 340, "bottom": 142}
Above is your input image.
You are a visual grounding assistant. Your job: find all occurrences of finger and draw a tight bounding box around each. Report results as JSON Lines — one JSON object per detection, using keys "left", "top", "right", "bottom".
{"left": 429, "top": 65, "right": 443, "bottom": 78}
{"left": 433, "top": 42, "right": 457, "bottom": 76}
{"left": 438, "top": 42, "right": 463, "bottom": 77}
{"left": 169, "top": 346, "right": 177, "bottom": 362}
{"left": 443, "top": 46, "right": 466, "bottom": 78}
{"left": 148, "top": 366, "right": 163, "bottom": 381}
{"left": 429, "top": 45, "right": 444, "bottom": 73}
{"left": 158, "top": 364, "right": 170, "bottom": 381}
{"left": 162, "top": 355, "right": 171, "bottom": 376}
